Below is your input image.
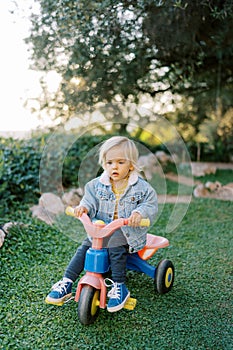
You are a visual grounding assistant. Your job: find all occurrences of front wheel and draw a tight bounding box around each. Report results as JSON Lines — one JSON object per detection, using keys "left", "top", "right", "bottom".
{"left": 78, "top": 285, "right": 100, "bottom": 325}
{"left": 154, "top": 259, "right": 174, "bottom": 294}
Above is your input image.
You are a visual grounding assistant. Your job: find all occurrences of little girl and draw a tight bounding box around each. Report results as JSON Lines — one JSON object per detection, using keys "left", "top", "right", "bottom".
{"left": 45, "top": 136, "right": 158, "bottom": 312}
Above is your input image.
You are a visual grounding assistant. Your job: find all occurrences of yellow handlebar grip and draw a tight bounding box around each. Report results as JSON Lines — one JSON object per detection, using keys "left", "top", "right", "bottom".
{"left": 65, "top": 206, "right": 75, "bottom": 216}
{"left": 140, "top": 218, "right": 150, "bottom": 227}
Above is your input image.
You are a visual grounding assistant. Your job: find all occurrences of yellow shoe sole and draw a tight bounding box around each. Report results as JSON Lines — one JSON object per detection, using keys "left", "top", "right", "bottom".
{"left": 45, "top": 293, "right": 73, "bottom": 306}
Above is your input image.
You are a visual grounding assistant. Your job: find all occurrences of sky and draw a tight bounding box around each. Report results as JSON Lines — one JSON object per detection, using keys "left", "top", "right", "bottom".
{"left": 0, "top": 1, "right": 174, "bottom": 137}
{"left": 0, "top": 0, "right": 59, "bottom": 135}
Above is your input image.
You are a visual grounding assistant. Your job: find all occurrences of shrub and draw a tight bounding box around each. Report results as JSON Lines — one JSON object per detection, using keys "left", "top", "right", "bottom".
{"left": 0, "top": 133, "right": 125, "bottom": 210}
{"left": 0, "top": 137, "right": 42, "bottom": 211}
{"left": 0, "top": 132, "right": 172, "bottom": 213}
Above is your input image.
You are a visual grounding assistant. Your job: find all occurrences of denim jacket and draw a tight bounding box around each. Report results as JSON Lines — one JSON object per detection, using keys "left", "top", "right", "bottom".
{"left": 79, "top": 170, "right": 158, "bottom": 252}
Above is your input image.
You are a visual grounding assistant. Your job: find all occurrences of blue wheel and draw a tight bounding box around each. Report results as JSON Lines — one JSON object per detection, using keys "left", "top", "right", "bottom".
{"left": 154, "top": 259, "right": 174, "bottom": 294}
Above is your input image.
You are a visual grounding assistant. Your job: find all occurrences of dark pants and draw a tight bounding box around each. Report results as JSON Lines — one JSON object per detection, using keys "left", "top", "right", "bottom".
{"left": 64, "top": 231, "right": 128, "bottom": 283}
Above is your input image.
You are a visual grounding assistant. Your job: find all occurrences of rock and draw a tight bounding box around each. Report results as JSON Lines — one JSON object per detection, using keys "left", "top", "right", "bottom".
{"left": 138, "top": 153, "right": 159, "bottom": 180}
{"left": 0, "top": 222, "right": 23, "bottom": 248}
{"left": 155, "top": 151, "right": 173, "bottom": 163}
{"left": 30, "top": 193, "right": 65, "bottom": 225}
{"left": 62, "top": 188, "right": 83, "bottom": 206}
{"left": 30, "top": 189, "right": 85, "bottom": 225}
{"left": 205, "top": 181, "right": 222, "bottom": 192}
{"left": 191, "top": 163, "right": 216, "bottom": 177}
{"left": 30, "top": 205, "right": 55, "bottom": 225}
{"left": 39, "top": 193, "right": 65, "bottom": 214}
{"left": 193, "top": 181, "right": 233, "bottom": 201}
{"left": 0, "top": 229, "right": 5, "bottom": 248}
{"left": 193, "top": 184, "right": 210, "bottom": 198}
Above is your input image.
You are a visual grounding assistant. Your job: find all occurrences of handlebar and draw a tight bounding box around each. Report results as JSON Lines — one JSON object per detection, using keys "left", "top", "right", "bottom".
{"left": 65, "top": 206, "right": 150, "bottom": 227}
{"left": 65, "top": 206, "right": 150, "bottom": 240}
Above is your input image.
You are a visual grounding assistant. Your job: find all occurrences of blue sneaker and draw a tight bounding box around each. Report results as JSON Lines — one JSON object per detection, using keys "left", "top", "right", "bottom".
{"left": 45, "top": 279, "right": 73, "bottom": 306}
{"left": 105, "top": 279, "right": 130, "bottom": 312}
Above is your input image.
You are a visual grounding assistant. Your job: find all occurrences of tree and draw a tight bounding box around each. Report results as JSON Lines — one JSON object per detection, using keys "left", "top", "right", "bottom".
{"left": 25, "top": 0, "right": 233, "bottom": 159}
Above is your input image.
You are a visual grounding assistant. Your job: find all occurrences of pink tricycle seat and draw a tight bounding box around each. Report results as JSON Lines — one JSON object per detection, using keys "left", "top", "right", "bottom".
{"left": 138, "top": 234, "right": 169, "bottom": 260}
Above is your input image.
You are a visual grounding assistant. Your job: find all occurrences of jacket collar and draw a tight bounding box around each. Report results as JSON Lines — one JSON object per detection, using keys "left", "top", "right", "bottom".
{"left": 99, "top": 170, "right": 139, "bottom": 186}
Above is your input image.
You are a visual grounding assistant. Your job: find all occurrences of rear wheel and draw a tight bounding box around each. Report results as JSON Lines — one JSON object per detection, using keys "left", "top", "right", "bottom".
{"left": 78, "top": 285, "right": 100, "bottom": 325}
{"left": 154, "top": 259, "right": 174, "bottom": 294}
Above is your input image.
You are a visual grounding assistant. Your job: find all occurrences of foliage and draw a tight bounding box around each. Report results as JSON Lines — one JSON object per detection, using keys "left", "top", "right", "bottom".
{"left": 62, "top": 134, "right": 111, "bottom": 188}
{"left": 0, "top": 137, "right": 42, "bottom": 212}
{"left": 1, "top": 129, "right": 232, "bottom": 218}
{"left": 25, "top": 0, "right": 233, "bottom": 143}
{"left": 0, "top": 197, "right": 232, "bottom": 349}
{"left": 0, "top": 134, "right": 105, "bottom": 210}
{"left": 26, "top": 0, "right": 233, "bottom": 103}
{"left": 194, "top": 168, "right": 233, "bottom": 185}
{"left": 0, "top": 133, "right": 157, "bottom": 212}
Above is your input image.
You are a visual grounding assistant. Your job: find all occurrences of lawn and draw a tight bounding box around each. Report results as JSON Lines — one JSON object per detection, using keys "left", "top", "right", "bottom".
{"left": 0, "top": 171, "right": 232, "bottom": 349}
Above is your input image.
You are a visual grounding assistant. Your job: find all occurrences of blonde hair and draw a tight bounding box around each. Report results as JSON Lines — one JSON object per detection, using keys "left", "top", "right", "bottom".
{"left": 99, "top": 136, "right": 139, "bottom": 170}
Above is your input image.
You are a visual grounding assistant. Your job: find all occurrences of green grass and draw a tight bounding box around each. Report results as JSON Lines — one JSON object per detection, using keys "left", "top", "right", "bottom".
{"left": 152, "top": 168, "right": 233, "bottom": 195}
{"left": 195, "top": 168, "right": 233, "bottom": 185}
{"left": 1, "top": 195, "right": 232, "bottom": 349}
{"left": 150, "top": 172, "right": 194, "bottom": 196}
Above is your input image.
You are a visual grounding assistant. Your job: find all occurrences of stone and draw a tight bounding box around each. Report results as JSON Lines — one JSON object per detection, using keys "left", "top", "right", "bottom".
{"left": 137, "top": 153, "right": 159, "bottom": 180}
{"left": 191, "top": 163, "right": 216, "bottom": 177}
{"left": 30, "top": 205, "right": 55, "bottom": 225}
{"left": 62, "top": 188, "right": 83, "bottom": 206}
{"left": 193, "top": 181, "right": 233, "bottom": 201}
{"left": 39, "top": 193, "right": 65, "bottom": 214}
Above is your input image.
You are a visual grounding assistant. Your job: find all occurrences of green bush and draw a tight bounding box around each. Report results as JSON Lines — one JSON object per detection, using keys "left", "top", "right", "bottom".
{"left": 186, "top": 141, "right": 233, "bottom": 162}
{"left": 0, "top": 137, "right": 42, "bottom": 211}
{"left": 0, "top": 134, "right": 130, "bottom": 210}
{"left": 1, "top": 133, "right": 161, "bottom": 212}
{"left": 62, "top": 134, "right": 111, "bottom": 188}
{"left": 1, "top": 131, "right": 232, "bottom": 215}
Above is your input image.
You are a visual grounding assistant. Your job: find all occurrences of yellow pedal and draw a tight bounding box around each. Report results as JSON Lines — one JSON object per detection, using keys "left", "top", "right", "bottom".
{"left": 123, "top": 297, "right": 137, "bottom": 310}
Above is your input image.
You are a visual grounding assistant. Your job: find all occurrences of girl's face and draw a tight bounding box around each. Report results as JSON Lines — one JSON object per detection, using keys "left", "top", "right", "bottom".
{"left": 104, "top": 146, "right": 134, "bottom": 183}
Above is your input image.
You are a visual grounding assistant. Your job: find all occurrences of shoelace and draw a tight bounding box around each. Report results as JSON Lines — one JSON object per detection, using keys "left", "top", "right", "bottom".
{"left": 104, "top": 278, "right": 120, "bottom": 300}
{"left": 52, "top": 281, "right": 69, "bottom": 293}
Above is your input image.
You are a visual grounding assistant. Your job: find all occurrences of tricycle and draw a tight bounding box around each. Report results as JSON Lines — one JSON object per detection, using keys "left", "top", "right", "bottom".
{"left": 64, "top": 206, "right": 174, "bottom": 325}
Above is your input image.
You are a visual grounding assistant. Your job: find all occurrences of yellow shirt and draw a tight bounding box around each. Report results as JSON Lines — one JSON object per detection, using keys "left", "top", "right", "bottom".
{"left": 111, "top": 180, "right": 128, "bottom": 219}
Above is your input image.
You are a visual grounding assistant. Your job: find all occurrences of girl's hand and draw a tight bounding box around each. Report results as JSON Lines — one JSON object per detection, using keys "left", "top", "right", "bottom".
{"left": 128, "top": 212, "right": 143, "bottom": 227}
{"left": 74, "top": 206, "right": 88, "bottom": 217}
